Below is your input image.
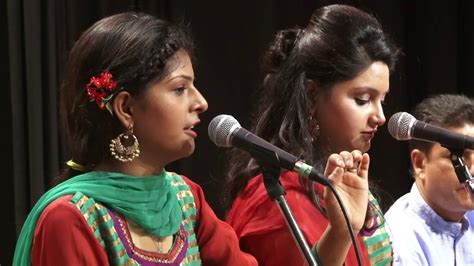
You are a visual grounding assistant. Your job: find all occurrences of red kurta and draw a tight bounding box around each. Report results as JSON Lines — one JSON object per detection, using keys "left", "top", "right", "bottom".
{"left": 226, "top": 171, "right": 371, "bottom": 266}
{"left": 32, "top": 176, "right": 257, "bottom": 265}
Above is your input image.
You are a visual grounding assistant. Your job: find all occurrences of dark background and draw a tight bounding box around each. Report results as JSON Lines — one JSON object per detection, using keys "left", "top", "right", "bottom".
{"left": 2, "top": 0, "right": 474, "bottom": 264}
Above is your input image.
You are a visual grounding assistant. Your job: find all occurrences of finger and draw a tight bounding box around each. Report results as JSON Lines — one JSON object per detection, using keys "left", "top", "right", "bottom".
{"left": 327, "top": 166, "right": 344, "bottom": 184}
{"left": 346, "top": 168, "right": 358, "bottom": 174}
{"left": 339, "top": 151, "right": 354, "bottom": 169}
{"left": 324, "top": 153, "right": 345, "bottom": 176}
{"left": 350, "top": 150, "right": 363, "bottom": 173}
{"left": 351, "top": 150, "right": 363, "bottom": 165}
{"left": 357, "top": 153, "right": 370, "bottom": 180}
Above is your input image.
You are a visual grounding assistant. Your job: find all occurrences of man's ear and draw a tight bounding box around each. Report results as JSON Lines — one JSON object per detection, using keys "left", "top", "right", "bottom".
{"left": 411, "top": 149, "right": 426, "bottom": 180}
{"left": 112, "top": 91, "right": 134, "bottom": 128}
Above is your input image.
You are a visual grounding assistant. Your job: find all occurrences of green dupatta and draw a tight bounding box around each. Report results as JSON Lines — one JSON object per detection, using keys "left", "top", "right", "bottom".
{"left": 13, "top": 170, "right": 182, "bottom": 265}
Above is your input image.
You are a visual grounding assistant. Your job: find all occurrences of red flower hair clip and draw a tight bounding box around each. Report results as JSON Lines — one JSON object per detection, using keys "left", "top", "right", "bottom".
{"left": 86, "top": 71, "right": 122, "bottom": 114}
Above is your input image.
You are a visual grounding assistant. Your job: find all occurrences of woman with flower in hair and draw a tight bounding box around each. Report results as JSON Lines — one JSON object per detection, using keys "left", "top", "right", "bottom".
{"left": 225, "top": 4, "right": 400, "bottom": 266}
{"left": 13, "top": 12, "right": 258, "bottom": 265}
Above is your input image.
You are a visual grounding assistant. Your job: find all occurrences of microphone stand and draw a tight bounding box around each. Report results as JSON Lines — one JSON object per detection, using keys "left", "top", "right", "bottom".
{"left": 257, "top": 160, "right": 317, "bottom": 266}
{"left": 448, "top": 148, "right": 474, "bottom": 193}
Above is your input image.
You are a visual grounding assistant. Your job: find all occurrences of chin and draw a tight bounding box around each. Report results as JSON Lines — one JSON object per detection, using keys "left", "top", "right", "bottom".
{"left": 350, "top": 142, "right": 370, "bottom": 153}
{"left": 361, "top": 145, "right": 370, "bottom": 153}
{"left": 359, "top": 140, "right": 371, "bottom": 153}
{"left": 184, "top": 149, "right": 195, "bottom": 158}
{"left": 181, "top": 143, "right": 195, "bottom": 157}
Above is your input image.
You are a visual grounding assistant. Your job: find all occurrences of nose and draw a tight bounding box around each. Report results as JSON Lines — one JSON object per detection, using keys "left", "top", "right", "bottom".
{"left": 371, "top": 101, "right": 386, "bottom": 127}
{"left": 192, "top": 88, "right": 208, "bottom": 114}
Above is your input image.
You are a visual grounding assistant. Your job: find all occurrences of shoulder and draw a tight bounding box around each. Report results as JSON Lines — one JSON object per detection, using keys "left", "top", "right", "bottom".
{"left": 384, "top": 192, "right": 428, "bottom": 262}
{"left": 35, "top": 194, "right": 105, "bottom": 235}
{"left": 385, "top": 192, "right": 416, "bottom": 241}
{"left": 32, "top": 195, "right": 108, "bottom": 265}
{"left": 385, "top": 192, "right": 412, "bottom": 224}
{"left": 37, "top": 195, "right": 83, "bottom": 227}
{"left": 174, "top": 173, "right": 204, "bottom": 202}
{"left": 228, "top": 171, "right": 315, "bottom": 214}
{"left": 180, "top": 174, "right": 202, "bottom": 191}
{"left": 235, "top": 171, "right": 307, "bottom": 201}
{"left": 227, "top": 171, "right": 324, "bottom": 239}
{"left": 34, "top": 195, "right": 92, "bottom": 249}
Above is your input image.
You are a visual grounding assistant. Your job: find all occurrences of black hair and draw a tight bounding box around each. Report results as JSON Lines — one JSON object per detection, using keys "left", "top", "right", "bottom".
{"left": 224, "top": 4, "right": 400, "bottom": 210}
{"left": 57, "top": 12, "right": 193, "bottom": 182}
{"left": 409, "top": 94, "right": 474, "bottom": 154}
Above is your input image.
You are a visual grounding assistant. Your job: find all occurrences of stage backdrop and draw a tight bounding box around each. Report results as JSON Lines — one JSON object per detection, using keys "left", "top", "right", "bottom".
{"left": 2, "top": 0, "right": 474, "bottom": 264}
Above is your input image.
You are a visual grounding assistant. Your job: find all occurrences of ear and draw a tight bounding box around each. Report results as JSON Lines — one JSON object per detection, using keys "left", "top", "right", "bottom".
{"left": 306, "top": 79, "right": 317, "bottom": 99}
{"left": 112, "top": 91, "right": 134, "bottom": 128}
{"left": 411, "top": 149, "right": 426, "bottom": 180}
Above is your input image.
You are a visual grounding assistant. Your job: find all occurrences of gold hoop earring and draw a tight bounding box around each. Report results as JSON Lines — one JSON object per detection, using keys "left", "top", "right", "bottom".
{"left": 110, "top": 125, "right": 140, "bottom": 162}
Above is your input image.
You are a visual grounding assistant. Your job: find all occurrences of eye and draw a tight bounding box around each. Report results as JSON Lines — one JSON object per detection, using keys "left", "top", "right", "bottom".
{"left": 355, "top": 97, "right": 369, "bottom": 105}
{"left": 174, "top": 86, "right": 186, "bottom": 95}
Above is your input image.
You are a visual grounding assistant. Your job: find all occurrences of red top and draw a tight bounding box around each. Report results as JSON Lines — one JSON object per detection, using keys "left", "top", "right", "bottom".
{"left": 226, "top": 171, "right": 370, "bottom": 266}
{"left": 32, "top": 176, "right": 257, "bottom": 265}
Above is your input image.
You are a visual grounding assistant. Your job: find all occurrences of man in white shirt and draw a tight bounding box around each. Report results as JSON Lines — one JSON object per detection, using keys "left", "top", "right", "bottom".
{"left": 385, "top": 94, "right": 474, "bottom": 265}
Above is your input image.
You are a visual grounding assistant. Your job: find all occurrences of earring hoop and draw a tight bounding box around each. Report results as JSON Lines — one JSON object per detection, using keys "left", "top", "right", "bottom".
{"left": 110, "top": 125, "right": 140, "bottom": 162}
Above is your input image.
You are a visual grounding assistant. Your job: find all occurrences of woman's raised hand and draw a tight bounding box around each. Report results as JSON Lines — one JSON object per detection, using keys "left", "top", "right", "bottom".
{"left": 323, "top": 150, "right": 370, "bottom": 234}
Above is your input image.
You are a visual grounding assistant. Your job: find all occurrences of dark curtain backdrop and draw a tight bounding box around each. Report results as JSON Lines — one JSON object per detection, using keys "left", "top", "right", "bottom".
{"left": 2, "top": 0, "right": 474, "bottom": 264}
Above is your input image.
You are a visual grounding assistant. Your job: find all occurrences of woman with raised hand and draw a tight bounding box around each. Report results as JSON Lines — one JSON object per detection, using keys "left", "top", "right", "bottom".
{"left": 225, "top": 4, "right": 400, "bottom": 266}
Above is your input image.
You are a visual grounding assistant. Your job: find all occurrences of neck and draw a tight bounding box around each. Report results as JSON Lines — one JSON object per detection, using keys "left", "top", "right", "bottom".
{"left": 94, "top": 159, "right": 164, "bottom": 177}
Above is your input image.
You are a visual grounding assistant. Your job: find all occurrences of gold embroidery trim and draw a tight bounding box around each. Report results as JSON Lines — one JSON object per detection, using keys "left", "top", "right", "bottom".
{"left": 188, "top": 240, "right": 198, "bottom": 249}
{"left": 366, "top": 237, "right": 390, "bottom": 254}
{"left": 183, "top": 253, "right": 201, "bottom": 263}
{"left": 371, "top": 251, "right": 392, "bottom": 265}
{"left": 116, "top": 215, "right": 186, "bottom": 263}
{"left": 182, "top": 203, "right": 196, "bottom": 213}
{"left": 177, "top": 190, "right": 194, "bottom": 200}
{"left": 75, "top": 195, "right": 88, "bottom": 208}
{"left": 73, "top": 195, "right": 131, "bottom": 262}
{"left": 171, "top": 180, "right": 186, "bottom": 187}
{"left": 182, "top": 215, "right": 196, "bottom": 226}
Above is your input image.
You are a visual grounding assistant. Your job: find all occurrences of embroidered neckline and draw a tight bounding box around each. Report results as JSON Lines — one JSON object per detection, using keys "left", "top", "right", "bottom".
{"left": 115, "top": 212, "right": 187, "bottom": 263}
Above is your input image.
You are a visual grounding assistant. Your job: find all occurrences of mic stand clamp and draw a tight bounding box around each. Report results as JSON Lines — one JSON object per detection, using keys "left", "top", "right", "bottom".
{"left": 257, "top": 160, "right": 317, "bottom": 266}
{"left": 448, "top": 148, "right": 474, "bottom": 193}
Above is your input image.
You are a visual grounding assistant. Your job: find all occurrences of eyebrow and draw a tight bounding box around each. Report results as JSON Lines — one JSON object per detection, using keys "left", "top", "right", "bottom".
{"left": 166, "top": 74, "right": 194, "bottom": 83}
{"left": 353, "top": 86, "right": 390, "bottom": 95}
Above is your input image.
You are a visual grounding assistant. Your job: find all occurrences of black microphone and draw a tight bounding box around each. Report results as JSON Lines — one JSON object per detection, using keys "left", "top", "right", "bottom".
{"left": 208, "top": 114, "right": 329, "bottom": 185}
{"left": 388, "top": 112, "right": 474, "bottom": 150}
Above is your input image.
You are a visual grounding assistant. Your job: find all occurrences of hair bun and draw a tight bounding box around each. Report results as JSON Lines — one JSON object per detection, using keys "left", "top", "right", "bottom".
{"left": 262, "top": 28, "right": 302, "bottom": 75}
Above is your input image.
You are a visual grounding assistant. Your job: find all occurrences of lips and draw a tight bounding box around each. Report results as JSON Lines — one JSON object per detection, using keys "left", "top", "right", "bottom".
{"left": 361, "top": 131, "right": 376, "bottom": 140}
{"left": 184, "top": 121, "right": 200, "bottom": 138}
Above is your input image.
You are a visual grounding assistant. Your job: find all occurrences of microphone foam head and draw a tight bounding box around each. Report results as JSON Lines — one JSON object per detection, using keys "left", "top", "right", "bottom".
{"left": 208, "top": 114, "right": 241, "bottom": 147}
{"left": 388, "top": 112, "right": 416, "bottom": 140}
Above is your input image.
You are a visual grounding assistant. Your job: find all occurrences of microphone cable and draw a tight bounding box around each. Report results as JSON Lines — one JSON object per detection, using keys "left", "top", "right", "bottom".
{"left": 325, "top": 181, "right": 363, "bottom": 266}
{"left": 209, "top": 114, "right": 363, "bottom": 265}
